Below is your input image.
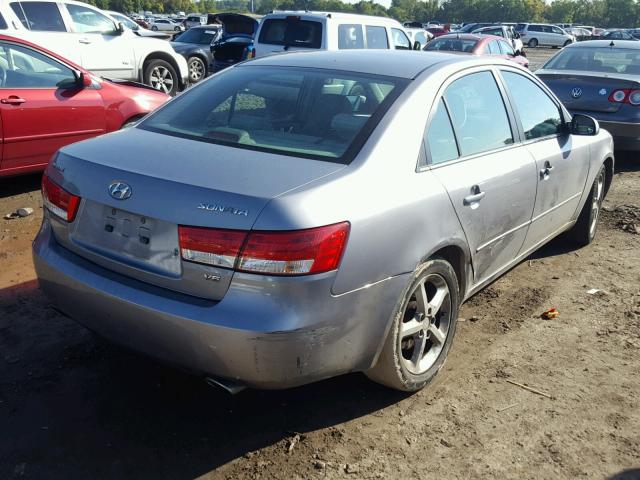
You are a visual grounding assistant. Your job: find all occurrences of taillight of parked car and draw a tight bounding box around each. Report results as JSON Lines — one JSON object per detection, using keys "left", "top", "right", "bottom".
{"left": 608, "top": 89, "right": 640, "bottom": 105}
{"left": 41, "top": 173, "right": 81, "bottom": 222}
{"left": 179, "top": 222, "right": 350, "bottom": 276}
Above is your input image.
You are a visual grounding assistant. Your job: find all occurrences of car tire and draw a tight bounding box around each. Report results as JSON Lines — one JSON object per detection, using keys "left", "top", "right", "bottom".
{"left": 566, "top": 164, "right": 606, "bottom": 246}
{"left": 151, "top": 26, "right": 158, "bottom": 31}
{"left": 144, "top": 59, "right": 178, "bottom": 96}
{"left": 365, "top": 258, "right": 460, "bottom": 392}
{"left": 174, "top": 26, "right": 181, "bottom": 32}
{"left": 187, "top": 56, "right": 206, "bottom": 84}
{"left": 528, "top": 38, "right": 538, "bottom": 48}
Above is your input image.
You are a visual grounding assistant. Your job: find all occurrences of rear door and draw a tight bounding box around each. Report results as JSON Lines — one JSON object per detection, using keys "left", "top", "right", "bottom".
{"left": 0, "top": 41, "right": 105, "bottom": 175}
{"left": 63, "top": 3, "right": 135, "bottom": 80}
{"left": 498, "top": 68, "right": 590, "bottom": 251}
{"left": 425, "top": 69, "right": 537, "bottom": 283}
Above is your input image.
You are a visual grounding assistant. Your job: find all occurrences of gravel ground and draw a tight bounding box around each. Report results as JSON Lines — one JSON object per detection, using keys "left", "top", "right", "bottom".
{"left": 1, "top": 48, "right": 639, "bottom": 480}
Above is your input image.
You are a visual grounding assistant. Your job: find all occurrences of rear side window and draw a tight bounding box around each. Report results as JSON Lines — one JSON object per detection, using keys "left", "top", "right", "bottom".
{"left": 140, "top": 66, "right": 407, "bottom": 163}
{"left": 365, "top": 26, "right": 388, "bottom": 49}
{"left": 0, "top": 14, "right": 7, "bottom": 29}
{"left": 444, "top": 71, "right": 513, "bottom": 156}
{"left": 426, "top": 98, "right": 459, "bottom": 165}
{"left": 10, "top": 2, "right": 66, "bottom": 32}
{"left": 501, "top": 71, "right": 562, "bottom": 140}
{"left": 338, "top": 24, "right": 364, "bottom": 49}
{"left": 258, "top": 18, "right": 322, "bottom": 49}
{"left": 499, "top": 40, "right": 515, "bottom": 55}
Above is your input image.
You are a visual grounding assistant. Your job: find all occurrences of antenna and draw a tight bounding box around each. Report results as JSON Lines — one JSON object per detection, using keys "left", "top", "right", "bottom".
{"left": 609, "top": 40, "right": 615, "bottom": 47}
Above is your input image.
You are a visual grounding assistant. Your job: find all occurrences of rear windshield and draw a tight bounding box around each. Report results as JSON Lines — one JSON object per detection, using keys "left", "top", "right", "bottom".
{"left": 139, "top": 66, "right": 407, "bottom": 163}
{"left": 425, "top": 38, "right": 478, "bottom": 53}
{"left": 258, "top": 18, "right": 322, "bottom": 49}
{"left": 174, "top": 27, "right": 220, "bottom": 44}
{"left": 543, "top": 47, "right": 640, "bottom": 74}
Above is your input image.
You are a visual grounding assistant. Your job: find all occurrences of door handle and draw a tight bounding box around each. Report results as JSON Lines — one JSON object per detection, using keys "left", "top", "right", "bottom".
{"left": 463, "top": 186, "right": 486, "bottom": 206}
{"left": 540, "top": 161, "right": 554, "bottom": 179}
{"left": 1, "top": 96, "right": 26, "bottom": 105}
{"left": 79, "top": 38, "right": 92, "bottom": 44}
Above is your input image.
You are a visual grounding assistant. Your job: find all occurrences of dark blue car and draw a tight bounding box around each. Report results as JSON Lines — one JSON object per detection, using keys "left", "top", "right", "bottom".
{"left": 537, "top": 40, "right": 640, "bottom": 152}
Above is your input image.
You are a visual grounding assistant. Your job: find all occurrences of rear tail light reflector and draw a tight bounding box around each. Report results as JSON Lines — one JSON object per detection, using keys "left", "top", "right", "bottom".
{"left": 178, "top": 226, "right": 246, "bottom": 269}
{"left": 178, "top": 222, "right": 350, "bottom": 276}
{"left": 608, "top": 89, "right": 640, "bottom": 105}
{"left": 238, "top": 222, "right": 350, "bottom": 275}
{"left": 42, "top": 173, "right": 81, "bottom": 222}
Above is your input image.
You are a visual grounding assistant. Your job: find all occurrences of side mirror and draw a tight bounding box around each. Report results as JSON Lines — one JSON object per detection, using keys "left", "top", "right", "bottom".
{"left": 571, "top": 114, "right": 599, "bottom": 136}
{"left": 73, "top": 70, "right": 92, "bottom": 88}
{"left": 117, "top": 22, "right": 125, "bottom": 35}
{"left": 413, "top": 40, "right": 421, "bottom": 50}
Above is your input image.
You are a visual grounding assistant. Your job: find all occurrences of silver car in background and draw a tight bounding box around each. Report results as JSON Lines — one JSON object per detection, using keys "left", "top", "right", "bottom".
{"left": 33, "top": 51, "right": 613, "bottom": 392}
{"left": 519, "top": 23, "right": 575, "bottom": 48}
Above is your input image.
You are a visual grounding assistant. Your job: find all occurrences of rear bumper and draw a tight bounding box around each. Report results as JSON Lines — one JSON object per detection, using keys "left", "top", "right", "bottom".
{"left": 597, "top": 120, "right": 640, "bottom": 152}
{"left": 33, "top": 219, "right": 408, "bottom": 389}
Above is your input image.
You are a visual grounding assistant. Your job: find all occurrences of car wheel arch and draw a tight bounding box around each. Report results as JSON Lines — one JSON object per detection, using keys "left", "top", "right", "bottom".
{"left": 603, "top": 157, "right": 614, "bottom": 196}
{"left": 418, "top": 241, "right": 472, "bottom": 301}
{"left": 142, "top": 52, "right": 184, "bottom": 89}
{"left": 188, "top": 54, "right": 209, "bottom": 73}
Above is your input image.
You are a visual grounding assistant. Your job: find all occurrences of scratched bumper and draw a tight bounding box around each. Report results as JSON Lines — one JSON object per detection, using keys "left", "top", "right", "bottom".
{"left": 33, "top": 219, "right": 408, "bottom": 389}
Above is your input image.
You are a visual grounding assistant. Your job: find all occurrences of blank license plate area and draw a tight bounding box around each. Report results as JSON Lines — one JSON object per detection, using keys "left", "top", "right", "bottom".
{"left": 72, "top": 200, "right": 181, "bottom": 276}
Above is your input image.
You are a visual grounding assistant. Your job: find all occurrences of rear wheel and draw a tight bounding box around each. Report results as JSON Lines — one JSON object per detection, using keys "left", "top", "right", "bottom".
{"left": 187, "top": 56, "right": 206, "bottom": 84}
{"left": 365, "top": 259, "right": 460, "bottom": 392}
{"left": 174, "top": 26, "right": 181, "bottom": 32}
{"left": 151, "top": 25, "right": 158, "bottom": 31}
{"left": 566, "top": 164, "right": 606, "bottom": 246}
{"left": 144, "top": 59, "right": 178, "bottom": 96}
{"left": 528, "top": 38, "right": 538, "bottom": 48}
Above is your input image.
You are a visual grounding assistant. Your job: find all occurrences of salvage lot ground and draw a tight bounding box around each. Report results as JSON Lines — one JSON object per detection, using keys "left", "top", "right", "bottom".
{"left": 1, "top": 47, "right": 639, "bottom": 480}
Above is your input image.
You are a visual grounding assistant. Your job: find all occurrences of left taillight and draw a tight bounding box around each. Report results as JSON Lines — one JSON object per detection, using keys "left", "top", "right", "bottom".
{"left": 41, "top": 173, "right": 81, "bottom": 222}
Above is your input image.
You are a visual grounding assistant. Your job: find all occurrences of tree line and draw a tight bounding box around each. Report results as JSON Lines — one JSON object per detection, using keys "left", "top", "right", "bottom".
{"left": 83, "top": 0, "right": 640, "bottom": 28}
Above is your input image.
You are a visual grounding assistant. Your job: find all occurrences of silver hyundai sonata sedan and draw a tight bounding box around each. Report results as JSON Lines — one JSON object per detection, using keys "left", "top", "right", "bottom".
{"left": 33, "top": 50, "right": 614, "bottom": 392}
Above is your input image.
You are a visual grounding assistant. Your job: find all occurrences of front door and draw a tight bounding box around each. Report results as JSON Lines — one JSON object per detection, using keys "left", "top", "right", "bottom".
{"left": 0, "top": 41, "right": 105, "bottom": 175}
{"left": 63, "top": 3, "right": 135, "bottom": 80}
{"left": 425, "top": 71, "right": 538, "bottom": 283}
{"left": 498, "top": 69, "right": 590, "bottom": 251}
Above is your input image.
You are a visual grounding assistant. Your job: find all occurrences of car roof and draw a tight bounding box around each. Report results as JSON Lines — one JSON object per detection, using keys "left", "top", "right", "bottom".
{"left": 565, "top": 39, "right": 640, "bottom": 49}
{"left": 245, "top": 50, "right": 495, "bottom": 79}
{"left": 263, "top": 10, "right": 401, "bottom": 25}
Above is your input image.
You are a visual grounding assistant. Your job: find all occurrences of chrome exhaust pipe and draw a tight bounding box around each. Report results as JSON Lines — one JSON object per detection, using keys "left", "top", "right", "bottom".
{"left": 205, "top": 376, "right": 246, "bottom": 395}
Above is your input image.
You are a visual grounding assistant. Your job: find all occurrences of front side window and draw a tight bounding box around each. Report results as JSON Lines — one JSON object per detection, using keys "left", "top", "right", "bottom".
{"left": 501, "top": 71, "right": 562, "bottom": 140}
{"left": 140, "top": 66, "right": 407, "bottom": 163}
{"left": 487, "top": 41, "right": 501, "bottom": 54}
{"left": 10, "top": 2, "right": 66, "bottom": 32}
{"left": 0, "top": 42, "right": 75, "bottom": 88}
{"left": 258, "top": 18, "right": 322, "bottom": 49}
{"left": 444, "top": 71, "right": 513, "bottom": 157}
{"left": 426, "top": 98, "right": 459, "bottom": 165}
{"left": 338, "top": 24, "right": 364, "bottom": 49}
{"left": 365, "top": 25, "right": 388, "bottom": 49}
{"left": 66, "top": 4, "right": 116, "bottom": 34}
{"left": 392, "top": 28, "right": 411, "bottom": 50}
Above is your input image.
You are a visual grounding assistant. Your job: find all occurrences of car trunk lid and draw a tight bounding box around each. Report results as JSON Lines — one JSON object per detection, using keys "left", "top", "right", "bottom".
{"left": 537, "top": 70, "right": 640, "bottom": 113}
{"left": 51, "top": 128, "right": 345, "bottom": 300}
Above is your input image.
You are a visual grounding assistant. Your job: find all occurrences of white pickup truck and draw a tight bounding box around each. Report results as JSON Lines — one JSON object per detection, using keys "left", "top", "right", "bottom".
{"left": 0, "top": 0, "right": 188, "bottom": 94}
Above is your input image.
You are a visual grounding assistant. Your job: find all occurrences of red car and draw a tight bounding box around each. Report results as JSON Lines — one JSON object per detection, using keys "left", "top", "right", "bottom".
{"left": 0, "top": 35, "right": 168, "bottom": 177}
{"left": 425, "top": 33, "right": 530, "bottom": 69}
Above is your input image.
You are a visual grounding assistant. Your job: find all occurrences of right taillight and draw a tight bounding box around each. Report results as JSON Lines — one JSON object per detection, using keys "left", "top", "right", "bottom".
{"left": 178, "top": 222, "right": 350, "bottom": 276}
{"left": 608, "top": 89, "right": 640, "bottom": 105}
{"left": 42, "top": 173, "right": 81, "bottom": 222}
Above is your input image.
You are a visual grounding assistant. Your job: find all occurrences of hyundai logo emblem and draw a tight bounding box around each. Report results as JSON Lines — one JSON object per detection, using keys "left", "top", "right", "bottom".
{"left": 570, "top": 87, "right": 583, "bottom": 99}
{"left": 108, "top": 181, "right": 132, "bottom": 200}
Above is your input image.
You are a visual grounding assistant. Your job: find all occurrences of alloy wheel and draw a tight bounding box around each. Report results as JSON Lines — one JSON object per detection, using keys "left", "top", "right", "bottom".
{"left": 398, "top": 273, "right": 452, "bottom": 375}
{"left": 188, "top": 58, "right": 205, "bottom": 82}
{"left": 149, "top": 66, "right": 174, "bottom": 94}
{"left": 590, "top": 169, "right": 605, "bottom": 238}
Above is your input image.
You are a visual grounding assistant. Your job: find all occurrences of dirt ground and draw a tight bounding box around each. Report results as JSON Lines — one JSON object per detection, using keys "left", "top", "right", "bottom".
{"left": 1, "top": 48, "right": 639, "bottom": 480}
